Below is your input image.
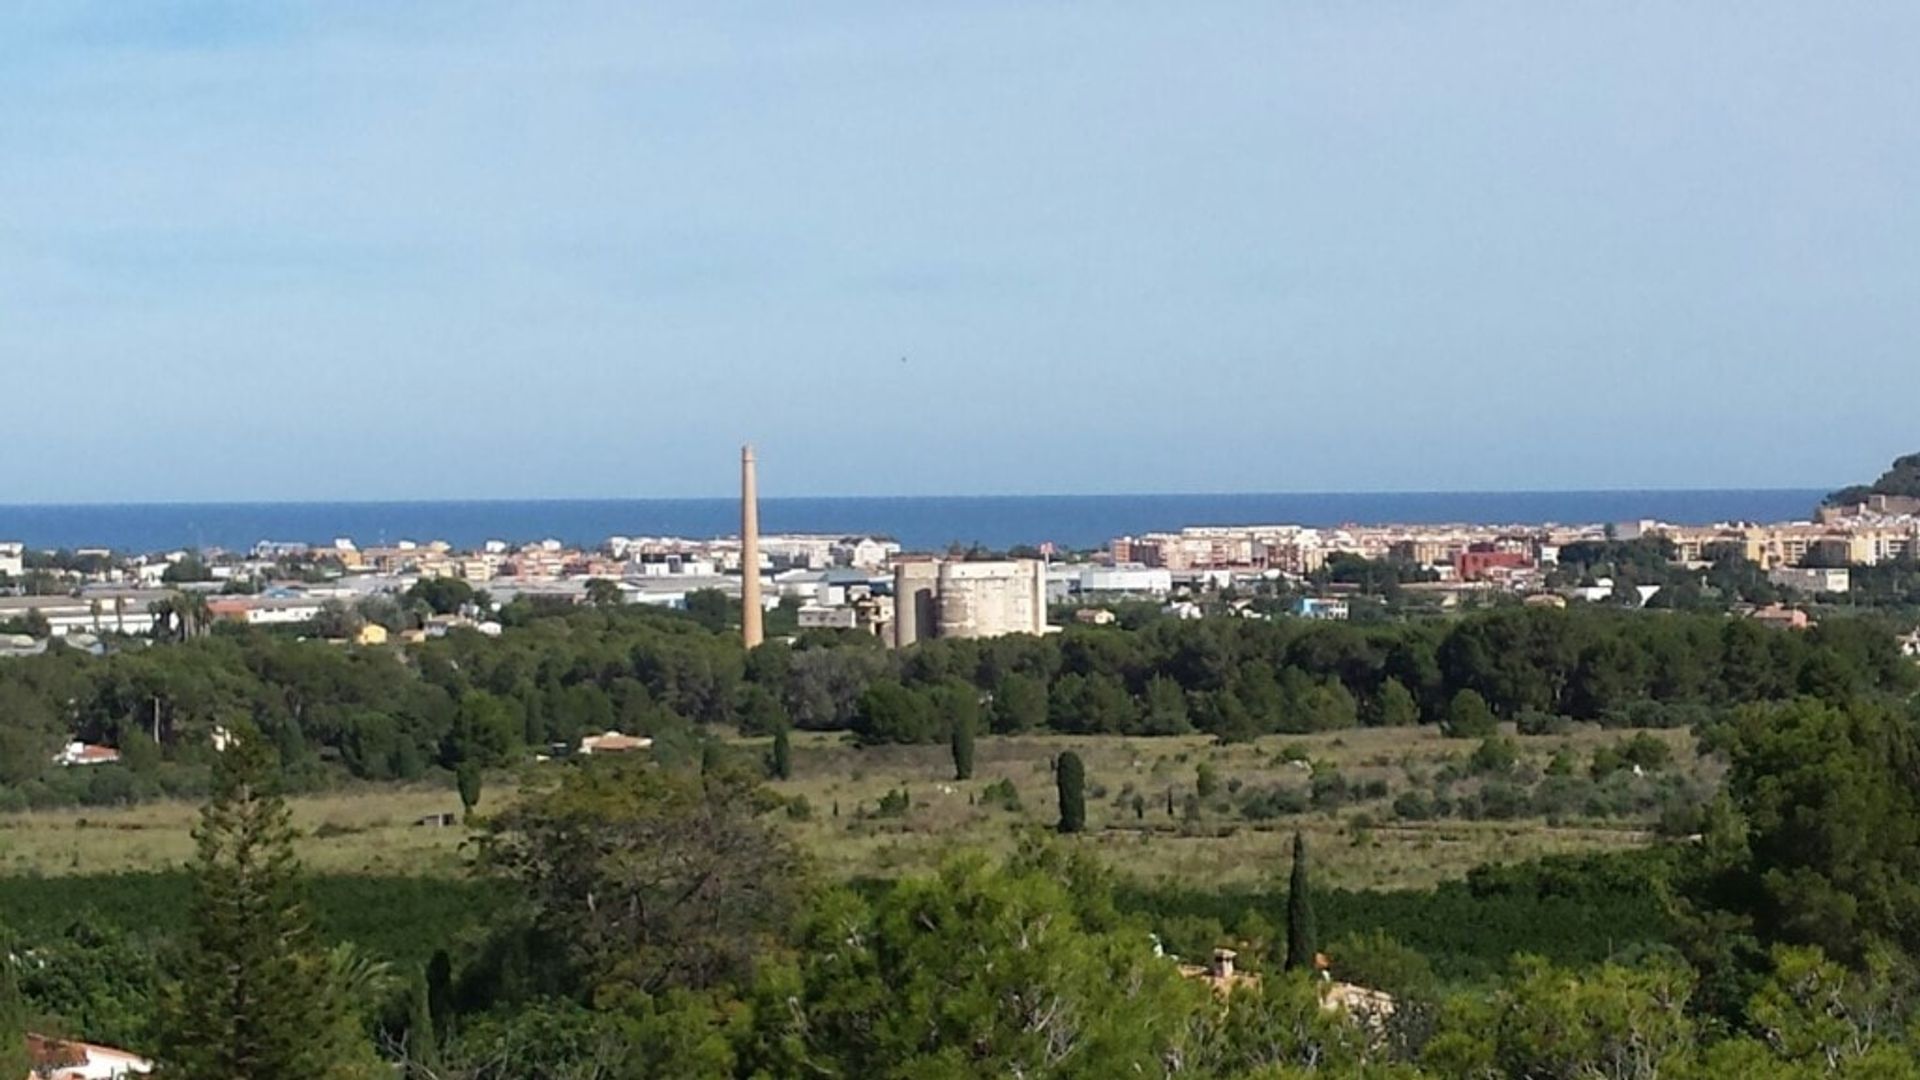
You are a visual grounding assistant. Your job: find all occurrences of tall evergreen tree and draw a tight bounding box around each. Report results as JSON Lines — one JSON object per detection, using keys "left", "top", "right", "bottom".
{"left": 404, "top": 970, "right": 439, "bottom": 1078}
{"left": 456, "top": 761, "right": 482, "bottom": 818}
{"left": 159, "top": 726, "right": 371, "bottom": 1079}
{"left": 1285, "top": 831, "right": 1318, "bottom": 972}
{"left": 769, "top": 726, "right": 793, "bottom": 781}
{"left": 1056, "top": 751, "right": 1086, "bottom": 834}
{"left": 424, "top": 950, "right": 454, "bottom": 1048}
{"left": 950, "top": 713, "right": 975, "bottom": 781}
{"left": 0, "top": 948, "right": 28, "bottom": 1080}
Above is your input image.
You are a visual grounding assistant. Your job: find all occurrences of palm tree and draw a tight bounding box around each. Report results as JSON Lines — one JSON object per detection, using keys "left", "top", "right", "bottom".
{"left": 149, "top": 592, "right": 212, "bottom": 641}
{"left": 148, "top": 597, "right": 177, "bottom": 640}
{"left": 175, "top": 591, "right": 212, "bottom": 640}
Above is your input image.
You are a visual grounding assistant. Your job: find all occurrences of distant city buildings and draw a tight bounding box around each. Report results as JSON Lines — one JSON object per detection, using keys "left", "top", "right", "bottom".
{"left": 6, "top": 481, "right": 1920, "bottom": 651}
{"left": 1616, "top": 518, "right": 1920, "bottom": 568}
{"left": 1111, "top": 524, "right": 1573, "bottom": 577}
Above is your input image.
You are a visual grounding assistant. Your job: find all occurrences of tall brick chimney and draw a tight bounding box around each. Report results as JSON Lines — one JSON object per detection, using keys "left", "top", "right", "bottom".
{"left": 741, "top": 445, "right": 764, "bottom": 649}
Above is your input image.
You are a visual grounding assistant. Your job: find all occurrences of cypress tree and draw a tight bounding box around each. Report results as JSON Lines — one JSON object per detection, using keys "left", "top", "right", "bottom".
{"left": 424, "top": 949, "right": 454, "bottom": 1047}
{"left": 456, "top": 761, "right": 482, "bottom": 819}
{"left": 950, "top": 715, "right": 975, "bottom": 781}
{"left": 1196, "top": 760, "right": 1220, "bottom": 799}
{"left": 405, "top": 970, "right": 439, "bottom": 1078}
{"left": 1056, "top": 751, "right": 1086, "bottom": 834}
{"left": 770, "top": 726, "right": 793, "bottom": 780}
{"left": 0, "top": 949, "right": 28, "bottom": 1080}
{"left": 1284, "top": 831, "right": 1318, "bottom": 972}
{"left": 160, "top": 726, "right": 366, "bottom": 1078}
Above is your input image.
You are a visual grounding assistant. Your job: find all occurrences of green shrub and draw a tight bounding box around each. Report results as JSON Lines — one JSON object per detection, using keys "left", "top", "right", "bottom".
{"left": 1239, "top": 786, "right": 1310, "bottom": 820}
{"left": 1516, "top": 711, "right": 1573, "bottom": 736}
{"left": 1393, "top": 790, "right": 1437, "bottom": 821}
{"left": 1620, "top": 733, "right": 1673, "bottom": 772}
{"left": 1309, "top": 771, "right": 1350, "bottom": 810}
{"left": 1469, "top": 737, "right": 1519, "bottom": 775}
{"left": 978, "top": 778, "right": 1022, "bottom": 811}
{"left": 873, "top": 788, "right": 910, "bottom": 817}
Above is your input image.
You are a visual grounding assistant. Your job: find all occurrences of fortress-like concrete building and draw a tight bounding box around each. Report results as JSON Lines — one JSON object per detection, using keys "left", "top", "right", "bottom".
{"left": 892, "top": 557, "right": 1048, "bottom": 648}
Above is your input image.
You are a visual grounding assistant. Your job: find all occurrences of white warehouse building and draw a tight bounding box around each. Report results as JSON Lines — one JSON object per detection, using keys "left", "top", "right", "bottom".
{"left": 1076, "top": 565, "right": 1173, "bottom": 596}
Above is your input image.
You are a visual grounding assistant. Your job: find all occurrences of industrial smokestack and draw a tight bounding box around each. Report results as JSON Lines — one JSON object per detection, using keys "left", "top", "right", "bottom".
{"left": 740, "top": 445, "right": 764, "bottom": 649}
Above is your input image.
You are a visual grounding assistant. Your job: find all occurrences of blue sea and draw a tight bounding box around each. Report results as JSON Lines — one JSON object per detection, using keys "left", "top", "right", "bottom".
{"left": 0, "top": 491, "right": 1825, "bottom": 555}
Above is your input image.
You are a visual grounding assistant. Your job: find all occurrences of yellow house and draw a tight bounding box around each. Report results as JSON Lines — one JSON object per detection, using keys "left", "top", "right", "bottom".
{"left": 355, "top": 623, "right": 390, "bottom": 646}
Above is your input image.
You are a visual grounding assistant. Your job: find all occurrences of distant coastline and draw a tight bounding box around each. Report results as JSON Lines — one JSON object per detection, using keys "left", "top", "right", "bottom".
{"left": 0, "top": 490, "right": 1826, "bottom": 554}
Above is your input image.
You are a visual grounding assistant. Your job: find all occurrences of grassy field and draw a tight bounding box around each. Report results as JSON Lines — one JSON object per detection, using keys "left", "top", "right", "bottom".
{"left": 769, "top": 725, "right": 1703, "bottom": 891}
{"left": 0, "top": 786, "right": 471, "bottom": 877}
{"left": 0, "top": 725, "right": 1708, "bottom": 891}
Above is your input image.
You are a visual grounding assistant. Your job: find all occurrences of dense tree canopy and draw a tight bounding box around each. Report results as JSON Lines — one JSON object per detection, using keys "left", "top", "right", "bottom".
{"left": 0, "top": 602, "right": 1912, "bottom": 811}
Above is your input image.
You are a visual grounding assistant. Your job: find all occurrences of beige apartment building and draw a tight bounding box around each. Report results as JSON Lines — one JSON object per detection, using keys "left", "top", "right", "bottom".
{"left": 1656, "top": 521, "right": 1919, "bottom": 568}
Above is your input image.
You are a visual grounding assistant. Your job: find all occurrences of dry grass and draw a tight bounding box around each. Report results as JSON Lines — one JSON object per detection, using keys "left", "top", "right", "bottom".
{"left": 0, "top": 786, "right": 470, "bottom": 878}
{"left": 0, "top": 726, "right": 1703, "bottom": 891}
{"left": 766, "top": 726, "right": 1695, "bottom": 891}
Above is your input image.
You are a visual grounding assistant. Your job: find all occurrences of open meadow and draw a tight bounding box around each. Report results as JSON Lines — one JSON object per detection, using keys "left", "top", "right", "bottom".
{"left": 0, "top": 785, "right": 471, "bottom": 877}
{"left": 768, "top": 724, "right": 1703, "bottom": 890}
{"left": 0, "top": 724, "right": 1707, "bottom": 891}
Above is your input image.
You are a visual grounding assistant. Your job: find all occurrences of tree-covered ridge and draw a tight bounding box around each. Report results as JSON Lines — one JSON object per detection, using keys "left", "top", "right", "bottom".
{"left": 2, "top": 602, "right": 1915, "bottom": 808}
{"left": 1826, "top": 450, "right": 1920, "bottom": 506}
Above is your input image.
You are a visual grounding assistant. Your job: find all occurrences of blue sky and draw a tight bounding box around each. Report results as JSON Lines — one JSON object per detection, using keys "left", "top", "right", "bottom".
{"left": 3, "top": 2, "right": 1916, "bottom": 501}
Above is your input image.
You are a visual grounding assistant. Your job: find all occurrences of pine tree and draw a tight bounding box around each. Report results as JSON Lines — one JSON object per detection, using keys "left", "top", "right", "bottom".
{"left": 1443, "top": 689, "right": 1498, "bottom": 738}
{"left": 1284, "top": 831, "right": 1318, "bottom": 972}
{"left": 160, "top": 726, "right": 369, "bottom": 1079}
{"left": 404, "top": 970, "right": 439, "bottom": 1078}
{"left": 770, "top": 726, "right": 793, "bottom": 781}
{"left": 1366, "top": 678, "right": 1421, "bottom": 727}
{"left": 1056, "top": 751, "right": 1086, "bottom": 834}
{"left": 950, "top": 715, "right": 975, "bottom": 781}
{"left": 0, "top": 949, "right": 28, "bottom": 1080}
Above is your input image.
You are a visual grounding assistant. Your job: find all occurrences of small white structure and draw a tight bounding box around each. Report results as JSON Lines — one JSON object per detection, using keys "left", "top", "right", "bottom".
{"left": 578, "top": 730, "right": 653, "bottom": 755}
{"left": 1294, "top": 597, "right": 1349, "bottom": 621}
{"left": 54, "top": 741, "right": 120, "bottom": 767}
{"left": 29, "top": 1034, "right": 152, "bottom": 1078}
